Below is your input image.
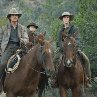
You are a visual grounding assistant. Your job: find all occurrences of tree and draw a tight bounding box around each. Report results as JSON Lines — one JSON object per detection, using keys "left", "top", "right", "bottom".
{"left": 74, "top": 0, "right": 97, "bottom": 77}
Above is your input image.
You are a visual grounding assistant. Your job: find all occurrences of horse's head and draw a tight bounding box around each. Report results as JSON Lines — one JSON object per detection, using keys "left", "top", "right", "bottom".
{"left": 62, "top": 33, "right": 78, "bottom": 68}
{"left": 36, "top": 32, "right": 54, "bottom": 72}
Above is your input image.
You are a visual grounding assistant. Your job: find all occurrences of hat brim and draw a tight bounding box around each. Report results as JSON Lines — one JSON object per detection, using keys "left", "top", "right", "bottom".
{"left": 27, "top": 25, "right": 38, "bottom": 29}
{"left": 59, "top": 15, "right": 74, "bottom": 21}
{"left": 7, "top": 14, "right": 22, "bottom": 19}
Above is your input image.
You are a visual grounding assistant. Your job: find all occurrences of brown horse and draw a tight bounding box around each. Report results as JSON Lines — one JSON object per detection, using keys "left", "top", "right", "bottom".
{"left": 3, "top": 33, "right": 54, "bottom": 97}
{"left": 57, "top": 33, "right": 85, "bottom": 97}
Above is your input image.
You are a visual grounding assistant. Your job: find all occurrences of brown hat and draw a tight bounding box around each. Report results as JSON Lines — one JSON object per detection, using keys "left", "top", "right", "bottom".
{"left": 27, "top": 22, "right": 38, "bottom": 29}
{"left": 59, "top": 12, "right": 74, "bottom": 21}
{"left": 7, "top": 8, "right": 22, "bottom": 19}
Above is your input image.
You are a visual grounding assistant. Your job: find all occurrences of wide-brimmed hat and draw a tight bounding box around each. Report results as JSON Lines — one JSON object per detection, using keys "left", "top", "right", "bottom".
{"left": 59, "top": 12, "right": 74, "bottom": 21}
{"left": 7, "top": 8, "right": 22, "bottom": 19}
{"left": 27, "top": 22, "right": 38, "bottom": 29}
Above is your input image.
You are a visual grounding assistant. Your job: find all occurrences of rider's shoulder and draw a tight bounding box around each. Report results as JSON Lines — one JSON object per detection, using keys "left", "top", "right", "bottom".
{"left": 18, "top": 23, "right": 26, "bottom": 29}
{"left": 58, "top": 25, "right": 64, "bottom": 32}
{"left": 71, "top": 24, "right": 79, "bottom": 32}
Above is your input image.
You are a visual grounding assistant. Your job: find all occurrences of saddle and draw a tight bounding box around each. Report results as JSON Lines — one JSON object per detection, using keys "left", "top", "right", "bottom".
{"left": 6, "top": 49, "right": 27, "bottom": 73}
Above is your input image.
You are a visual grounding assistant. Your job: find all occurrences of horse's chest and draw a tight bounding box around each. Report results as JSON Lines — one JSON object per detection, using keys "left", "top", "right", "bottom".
{"left": 60, "top": 72, "right": 78, "bottom": 88}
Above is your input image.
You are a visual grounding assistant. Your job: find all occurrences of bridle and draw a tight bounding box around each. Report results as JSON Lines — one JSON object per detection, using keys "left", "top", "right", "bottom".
{"left": 62, "top": 37, "right": 77, "bottom": 67}
{"left": 31, "top": 44, "right": 49, "bottom": 75}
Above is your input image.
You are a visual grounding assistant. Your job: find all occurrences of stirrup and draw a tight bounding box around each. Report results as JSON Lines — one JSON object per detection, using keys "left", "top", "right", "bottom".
{"left": 85, "top": 78, "right": 92, "bottom": 88}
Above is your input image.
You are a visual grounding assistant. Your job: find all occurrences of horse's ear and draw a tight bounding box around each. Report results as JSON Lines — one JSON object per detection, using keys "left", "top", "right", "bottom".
{"left": 35, "top": 36, "right": 38, "bottom": 41}
{"left": 72, "top": 32, "right": 78, "bottom": 38}
{"left": 49, "top": 38, "right": 53, "bottom": 44}
{"left": 71, "top": 32, "right": 78, "bottom": 45}
{"left": 42, "top": 31, "right": 46, "bottom": 36}
{"left": 62, "top": 33, "right": 67, "bottom": 39}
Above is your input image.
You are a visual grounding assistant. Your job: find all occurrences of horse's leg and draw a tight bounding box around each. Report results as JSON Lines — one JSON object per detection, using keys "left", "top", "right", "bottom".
{"left": 26, "top": 91, "right": 36, "bottom": 97}
{"left": 30, "top": 93, "right": 36, "bottom": 97}
{"left": 38, "top": 86, "right": 44, "bottom": 97}
{"left": 6, "top": 92, "right": 16, "bottom": 97}
{"left": 72, "top": 85, "right": 84, "bottom": 97}
{"left": 80, "top": 85, "right": 86, "bottom": 97}
{"left": 72, "top": 86, "right": 80, "bottom": 97}
{"left": 59, "top": 86, "right": 67, "bottom": 97}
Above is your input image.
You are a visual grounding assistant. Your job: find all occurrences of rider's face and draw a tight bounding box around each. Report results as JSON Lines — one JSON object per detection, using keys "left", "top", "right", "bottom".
{"left": 10, "top": 14, "right": 19, "bottom": 22}
{"left": 29, "top": 26, "right": 36, "bottom": 32}
{"left": 63, "top": 16, "right": 70, "bottom": 24}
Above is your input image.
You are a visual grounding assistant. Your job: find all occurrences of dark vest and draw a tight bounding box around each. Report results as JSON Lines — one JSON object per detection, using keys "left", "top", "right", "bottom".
{"left": 9, "top": 25, "right": 20, "bottom": 44}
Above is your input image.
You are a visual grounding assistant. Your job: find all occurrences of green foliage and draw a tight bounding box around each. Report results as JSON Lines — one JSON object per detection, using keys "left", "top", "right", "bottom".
{"left": 75, "top": 0, "right": 97, "bottom": 77}
{"left": 0, "top": 17, "right": 7, "bottom": 27}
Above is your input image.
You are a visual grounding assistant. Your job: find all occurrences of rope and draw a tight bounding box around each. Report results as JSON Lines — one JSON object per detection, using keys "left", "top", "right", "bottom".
{"left": 31, "top": 67, "right": 48, "bottom": 75}
{"left": 6, "top": 55, "right": 21, "bottom": 73}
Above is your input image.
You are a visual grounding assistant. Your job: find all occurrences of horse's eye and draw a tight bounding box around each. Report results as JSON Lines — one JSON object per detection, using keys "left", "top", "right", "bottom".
{"left": 73, "top": 53, "right": 75, "bottom": 57}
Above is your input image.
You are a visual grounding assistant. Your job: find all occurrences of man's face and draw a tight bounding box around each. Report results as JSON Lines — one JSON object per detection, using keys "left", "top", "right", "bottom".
{"left": 10, "top": 14, "right": 19, "bottom": 22}
{"left": 29, "top": 26, "right": 36, "bottom": 32}
{"left": 63, "top": 16, "right": 70, "bottom": 24}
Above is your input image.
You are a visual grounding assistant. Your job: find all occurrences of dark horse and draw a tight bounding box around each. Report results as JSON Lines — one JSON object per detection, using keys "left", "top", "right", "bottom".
{"left": 57, "top": 33, "right": 85, "bottom": 97}
{"left": 3, "top": 33, "right": 54, "bottom": 97}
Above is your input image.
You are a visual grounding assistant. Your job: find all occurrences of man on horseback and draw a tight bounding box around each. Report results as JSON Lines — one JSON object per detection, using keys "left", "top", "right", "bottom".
{"left": 52, "top": 11, "right": 92, "bottom": 88}
{"left": 0, "top": 8, "right": 29, "bottom": 91}
{"left": 27, "top": 22, "right": 38, "bottom": 48}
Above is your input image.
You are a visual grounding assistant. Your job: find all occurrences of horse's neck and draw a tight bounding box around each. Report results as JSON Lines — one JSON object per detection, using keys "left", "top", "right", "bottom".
{"left": 75, "top": 54, "right": 82, "bottom": 65}
{"left": 73, "top": 54, "right": 83, "bottom": 73}
{"left": 29, "top": 44, "right": 41, "bottom": 68}
{"left": 19, "top": 44, "right": 41, "bottom": 72}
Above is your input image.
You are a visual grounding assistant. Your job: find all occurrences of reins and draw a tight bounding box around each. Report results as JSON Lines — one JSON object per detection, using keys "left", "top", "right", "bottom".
{"left": 31, "top": 45, "right": 48, "bottom": 75}
{"left": 31, "top": 67, "right": 46, "bottom": 75}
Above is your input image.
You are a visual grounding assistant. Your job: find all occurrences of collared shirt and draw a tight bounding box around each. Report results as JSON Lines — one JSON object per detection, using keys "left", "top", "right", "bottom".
{"left": 9, "top": 25, "right": 20, "bottom": 44}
